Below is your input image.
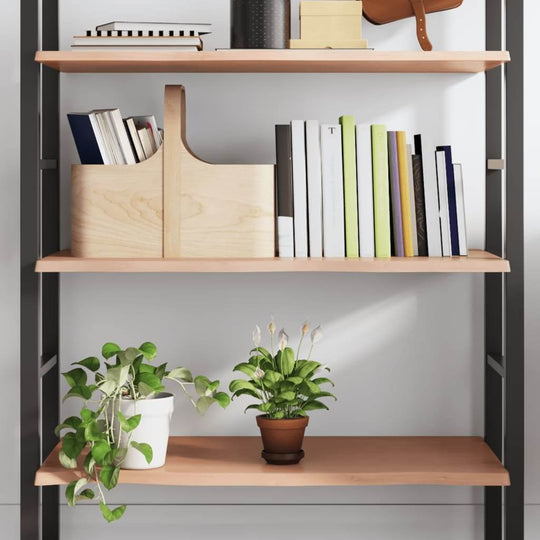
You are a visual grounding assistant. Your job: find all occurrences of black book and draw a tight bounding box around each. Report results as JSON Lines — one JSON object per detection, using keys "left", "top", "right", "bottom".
{"left": 275, "top": 125, "right": 295, "bottom": 257}
{"left": 413, "top": 135, "right": 428, "bottom": 256}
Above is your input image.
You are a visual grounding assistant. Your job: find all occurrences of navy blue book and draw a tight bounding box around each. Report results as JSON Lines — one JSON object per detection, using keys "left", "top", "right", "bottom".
{"left": 436, "top": 145, "right": 459, "bottom": 256}
{"left": 68, "top": 113, "right": 104, "bottom": 165}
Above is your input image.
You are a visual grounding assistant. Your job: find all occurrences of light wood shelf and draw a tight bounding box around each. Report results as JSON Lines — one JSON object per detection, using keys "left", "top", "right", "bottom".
{"left": 35, "top": 249, "right": 510, "bottom": 274}
{"left": 35, "top": 436, "right": 510, "bottom": 487}
{"left": 35, "top": 50, "right": 510, "bottom": 74}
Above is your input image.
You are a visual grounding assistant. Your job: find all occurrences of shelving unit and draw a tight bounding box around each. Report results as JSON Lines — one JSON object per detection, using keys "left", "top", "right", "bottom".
{"left": 21, "top": 1, "right": 524, "bottom": 539}
{"left": 35, "top": 437, "right": 510, "bottom": 488}
{"left": 35, "top": 249, "right": 510, "bottom": 274}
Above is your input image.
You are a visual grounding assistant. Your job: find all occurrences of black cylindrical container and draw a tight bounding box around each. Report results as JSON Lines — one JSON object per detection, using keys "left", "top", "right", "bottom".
{"left": 231, "top": 0, "right": 290, "bottom": 49}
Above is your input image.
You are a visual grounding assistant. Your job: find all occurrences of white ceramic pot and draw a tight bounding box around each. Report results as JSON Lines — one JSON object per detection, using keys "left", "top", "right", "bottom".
{"left": 118, "top": 392, "right": 174, "bottom": 470}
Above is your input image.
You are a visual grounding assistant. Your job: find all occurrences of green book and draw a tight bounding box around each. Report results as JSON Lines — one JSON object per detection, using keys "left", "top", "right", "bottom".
{"left": 371, "top": 125, "right": 391, "bottom": 258}
{"left": 339, "top": 116, "right": 359, "bottom": 257}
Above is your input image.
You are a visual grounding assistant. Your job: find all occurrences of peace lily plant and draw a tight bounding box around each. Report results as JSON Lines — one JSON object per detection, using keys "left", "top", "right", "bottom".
{"left": 230, "top": 320, "right": 336, "bottom": 464}
{"left": 56, "top": 342, "right": 229, "bottom": 522}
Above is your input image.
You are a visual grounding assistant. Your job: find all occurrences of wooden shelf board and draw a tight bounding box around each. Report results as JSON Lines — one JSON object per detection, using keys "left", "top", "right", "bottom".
{"left": 35, "top": 50, "right": 510, "bottom": 74}
{"left": 35, "top": 249, "right": 510, "bottom": 274}
{"left": 35, "top": 436, "right": 509, "bottom": 487}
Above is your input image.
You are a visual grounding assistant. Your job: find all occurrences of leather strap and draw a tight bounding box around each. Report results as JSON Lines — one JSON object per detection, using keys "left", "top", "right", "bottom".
{"left": 410, "top": 0, "right": 433, "bottom": 51}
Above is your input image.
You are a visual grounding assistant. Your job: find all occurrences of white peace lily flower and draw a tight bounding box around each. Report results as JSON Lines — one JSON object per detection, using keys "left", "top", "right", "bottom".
{"left": 301, "top": 320, "right": 309, "bottom": 335}
{"left": 254, "top": 367, "right": 265, "bottom": 380}
{"left": 269, "top": 316, "right": 276, "bottom": 336}
{"left": 252, "top": 325, "right": 262, "bottom": 347}
{"left": 278, "top": 328, "right": 289, "bottom": 350}
{"left": 311, "top": 325, "right": 323, "bottom": 344}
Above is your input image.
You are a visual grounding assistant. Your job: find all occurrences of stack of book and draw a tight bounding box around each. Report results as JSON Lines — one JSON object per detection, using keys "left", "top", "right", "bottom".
{"left": 275, "top": 119, "right": 468, "bottom": 259}
{"left": 68, "top": 111, "right": 162, "bottom": 165}
{"left": 72, "top": 21, "right": 212, "bottom": 51}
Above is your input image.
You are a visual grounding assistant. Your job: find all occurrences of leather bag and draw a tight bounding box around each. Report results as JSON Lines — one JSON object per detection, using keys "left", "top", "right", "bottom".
{"left": 362, "top": 0, "right": 464, "bottom": 51}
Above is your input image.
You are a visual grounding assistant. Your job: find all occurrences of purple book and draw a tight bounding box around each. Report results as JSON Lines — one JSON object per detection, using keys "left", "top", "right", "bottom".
{"left": 388, "top": 131, "right": 404, "bottom": 257}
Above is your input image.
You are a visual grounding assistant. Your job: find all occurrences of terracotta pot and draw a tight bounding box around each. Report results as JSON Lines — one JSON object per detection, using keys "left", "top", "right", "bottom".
{"left": 256, "top": 415, "right": 309, "bottom": 463}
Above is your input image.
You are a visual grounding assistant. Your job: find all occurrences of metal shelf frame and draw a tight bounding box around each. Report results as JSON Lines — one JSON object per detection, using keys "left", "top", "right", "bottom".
{"left": 19, "top": 0, "right": 524, "bottom": 538}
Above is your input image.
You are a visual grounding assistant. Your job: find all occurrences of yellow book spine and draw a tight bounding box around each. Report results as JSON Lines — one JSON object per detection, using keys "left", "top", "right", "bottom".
{"left": 397, "top": 131, "right": 414, "bottom": 257}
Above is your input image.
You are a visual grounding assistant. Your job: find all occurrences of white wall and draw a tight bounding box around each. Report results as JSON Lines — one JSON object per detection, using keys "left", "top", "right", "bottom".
{"left": 0, "top": 0, "right": 20, "bottom": 537}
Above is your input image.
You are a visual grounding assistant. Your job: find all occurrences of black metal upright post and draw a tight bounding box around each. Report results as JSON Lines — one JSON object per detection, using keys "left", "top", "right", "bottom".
{"left": 21, "top": 0, "right": 60, "bottom": 538}
{"left": 504, "top": 0, "right": 525, "bottom": 538}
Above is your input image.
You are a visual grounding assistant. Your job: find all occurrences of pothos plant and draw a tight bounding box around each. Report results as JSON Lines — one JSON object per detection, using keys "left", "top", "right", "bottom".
{"left": 229, "top": 321, "right": 336, "bottom": 419}
{"left": 56, "top": 342, "right": 229, "bottom": 523}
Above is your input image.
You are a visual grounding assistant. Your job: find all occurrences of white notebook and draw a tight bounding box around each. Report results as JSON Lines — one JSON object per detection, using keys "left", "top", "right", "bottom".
{"left": 291, "top": 121, "right": 309, "bottom": 258}
{"left": 356, "top": 125, "right": 375, "bottom": 258}
{"left": 321, "top": 125, "right": 345, "bottom": 258}
{"left": 305, "top": 120, "right": 323, "bottom": 258}
{"left": 453, "top": 163, "right": 468, "bottom": 256}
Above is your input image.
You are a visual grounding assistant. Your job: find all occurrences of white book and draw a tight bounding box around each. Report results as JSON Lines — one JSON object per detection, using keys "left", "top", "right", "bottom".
{"left": 305, "top": 120, "right": 323, "bottom": 258}
{"left": 96, "top": 21, "right": 213, "bottom": 34}
{"left": 125, "top": 118, "right": 146, "bottom": 162}
{"left": 138, "top": 128, "right": 154, "bottom": 159}
{"left": 291, "top": 121, "right": 308, "bottom": 258}
{"left": 88, "top": 112, "right": 112, "bottom": 165}
{"left": 321, "top": 125, "right": 345, "bottom": 258}
{"left": 453, "top": 163, "right": 468, "bottom": 256}
{"left": 128, "top": 116, "right": 162, "bottom": 151}
{"left": 107, "top": 109, "right": 137, "bottom": 165}
{"left": 406, "top": 144, "right": 418, "bottom": 256}
{"left": 93, "top": 110, "right": 122, "bottom": 164}
{"left": 72, "top": 45, "right": 200, "bottom": 51}
{"left": 277, "top": 217, "right": 294, "bottom": 258}
{"left": 435, "top": 150, "right": 452, "bottom": 256}
{"left": 355, "top": 124, "right": 375, "bottom": 258}
{"left": 72, "top": 36, "right": 202, "bottom": 47}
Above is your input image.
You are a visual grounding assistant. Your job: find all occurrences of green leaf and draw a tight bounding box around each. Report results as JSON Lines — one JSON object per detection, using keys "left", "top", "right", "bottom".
{"left": 55, "top": 416, "right": 82, "bottom": 437}
{"left": 262, "top": 370, "right": 283, "bottom": 388}
{"left": 105, "top": 365, "right": 130, "bottom": 387}
{"left": 310, "top": 391, "right": 337, "bottom": 401}
{"left": 205, "top": 380, "right": 220, "bottom": 394}
{"left": 303, "top": 380, "right": 321, "bottom": 395}
{"left": 65, "top": 478, "right": 88, "bottom": 507}
{"left": 213, "top": 392, "right": 230, "bottom": 409}
{"left": 302, "top": 400, "right": 329, "bottom": 412}
{"left": 194, "top": 375, "right": 211, "bottom": 395}
{"left": 272, "top": 410, "right": 285, "bottom": 419}
{"left": 117, "top": 411, "right": 141, "bottom": 433}
{"left": 62, "top": 385, "right": 93, "bottom": 403}
{"left": 62, "top": 432, "right": 86, "bottom": 459}
{"left": 229, "top": 380, "right": 260, "bottom": 394}
{"left": 259, "top": 402, "right": 275, "bottom": 413}
{"left": 118, "top": 348, "right": 141, "bottom": 366}
{"left": 167, "top": 367, "right": 193, "bottom": 382}
{"left": 83, "top": 453, "right": 96, "bottom": 475}
{"left": 137, "top": 381, "right": 156, "bottom": 397}
{"left": 59, "top": 450, "right": 77, "bottom": 469}
{"left": 62, "top": 368, "right": 87, "bottom": 388}
{"left": 250, "top": 347, "right": 273, "bottom": 361}
{"left": 276, "top": 391, "right": 296, "bottom": 402}
{"left": 137, "top": 364, "right": 156, "bottom": 375}
{"left": 248, "top": 354, "right": 265, "bottom": 366}
{"left": 294, "top": 360, "right": 321, "bottom": 379}
{"left": 295, "top": 409, "right": 308, "bottom": 417}
{"left": 277, "top": 347, "right": 296, "bottom": 376}
{"left": 100, "top": 502, "right": 127, "bottom": 523}
{"left": 76, "top": 489, "right": 95, "bottom": 502}
{"left": 286, "top": 376, "right": 303, "bottom": 386}
{"left": 138, "top": 342, "right": 157, "bottom": 360}
{"left": 72, "top": 356, "right": 100, "bottom": 372}
{"left": 312, "top": 377, "right": 334, "bottom": 387}
{"left": 231, "top": 387, "right": 262, "bottom": 400}
{"left": 155, "top": 363, "right": 168, "bottom": 380}
{"left": 80, "top": 407, "right": 96, "bottom": 424}
{"left": 91, "top": 440, "right": 112, "bottom": 466}
{"left": 100, "top": 465, "right": 121, "bottom": 490}
{"left": 195, "top": 396, "right": 215, "bottom": 415}
{"left": 98, "top": 379, "right": 117, "bottom": 396}
{"left": 131, "top": 442, "right": 153, "bottom": 464}
{"left": 112, "top": 447, "right": 127, "bottom": 463}
{"left": 244, "top": 403, "right": 265, "bottom": 414}
{"left": 84, "top": 421, "right": 105, "bottom": 442}
{"left": 137, "top": 372, "right": 164, "bottom": 393}
{"left": 233, "top": 362, "right": 257, "bottom": 378}
{"left": 102, "top": 342, "right": 121, "bottom": 360}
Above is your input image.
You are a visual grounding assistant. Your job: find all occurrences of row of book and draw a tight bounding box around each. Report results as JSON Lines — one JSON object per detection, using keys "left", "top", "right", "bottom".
{"left": 72, "top": 21, "right": 212, "bottom": 51}
{"left": 275, "top": 120, "right": 468, "bottom": 258}
{"left": 68, "top": 111, "right": 162, "bottom": 165}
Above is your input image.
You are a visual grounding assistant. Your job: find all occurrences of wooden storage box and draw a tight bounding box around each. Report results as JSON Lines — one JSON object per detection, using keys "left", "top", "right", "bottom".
{"left": 290, "top": 1, "right": 367, "bottom": 49}
{"left": 72, "top": 86, "right": 275, "bottom": 259}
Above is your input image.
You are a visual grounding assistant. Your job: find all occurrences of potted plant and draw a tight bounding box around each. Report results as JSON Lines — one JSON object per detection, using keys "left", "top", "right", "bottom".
{"left": 229, "top": 321, "right": 335, "bottom": 465}
{"left": 56, "top": 341, "right": 229, "bottom": 522}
